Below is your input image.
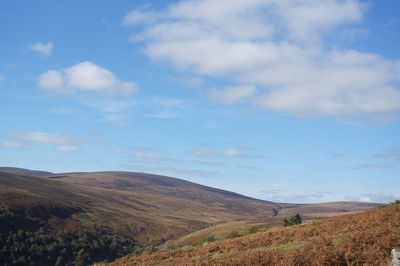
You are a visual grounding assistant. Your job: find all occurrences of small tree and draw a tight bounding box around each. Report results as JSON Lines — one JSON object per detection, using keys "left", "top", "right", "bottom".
{"left": 283, "top": 214, "right": 302, "bottom": 227}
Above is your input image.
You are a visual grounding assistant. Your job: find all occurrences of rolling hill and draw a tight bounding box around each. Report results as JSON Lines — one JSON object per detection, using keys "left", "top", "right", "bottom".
{"left": 0, "top": 167, "right": 380, "bottom": 265}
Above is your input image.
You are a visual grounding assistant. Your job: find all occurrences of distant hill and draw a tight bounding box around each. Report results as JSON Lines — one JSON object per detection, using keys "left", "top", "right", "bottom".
{"left": 106, "top": 203, "right": 400, "bottom": 265}
{"left": 0, "top": 166, "right": 54, "bottom": 177}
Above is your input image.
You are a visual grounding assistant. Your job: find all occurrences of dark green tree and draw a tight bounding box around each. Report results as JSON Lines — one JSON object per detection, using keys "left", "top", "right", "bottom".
{"left": 283, "top": 214, "right": 302, "bottom": 227}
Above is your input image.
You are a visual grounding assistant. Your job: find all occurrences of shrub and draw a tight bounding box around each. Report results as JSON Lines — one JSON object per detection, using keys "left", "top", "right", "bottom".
{"left": 283, "top": 214, "right": 302, "bottom": 227}
{"left": 205, "top": 235, "right": 217, "bottom": 242}
{"left": 247, "top": 226, "right": 258, "bottom": 234}
{"left": 226, "top": 231, "right": 241, "bottom": 239}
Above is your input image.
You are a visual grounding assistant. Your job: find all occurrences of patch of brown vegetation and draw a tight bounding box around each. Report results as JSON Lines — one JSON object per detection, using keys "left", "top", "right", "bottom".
{"left": 106, "top": 204, "right": 400, "bottom": 265}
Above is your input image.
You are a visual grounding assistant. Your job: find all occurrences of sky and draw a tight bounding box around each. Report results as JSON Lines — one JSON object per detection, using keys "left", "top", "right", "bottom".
{"left": 0, "top": 0, "right": 399, "bottom": 203}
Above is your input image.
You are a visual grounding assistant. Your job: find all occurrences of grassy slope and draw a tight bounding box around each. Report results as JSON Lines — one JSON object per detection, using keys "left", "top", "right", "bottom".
{"left": 160, "top": 209, "right": 365, "bottom": 250}
{"left": 107, "top": 204, "right": 400, "bottom": 265}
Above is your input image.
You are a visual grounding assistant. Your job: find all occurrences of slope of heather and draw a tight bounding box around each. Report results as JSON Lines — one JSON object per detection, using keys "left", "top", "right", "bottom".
{"left": 107, "top": 204, "right": 400, "bottom": 265}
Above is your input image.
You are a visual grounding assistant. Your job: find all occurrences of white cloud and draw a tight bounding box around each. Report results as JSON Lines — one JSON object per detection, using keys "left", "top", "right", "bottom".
{"left": 0, "top": 141, "right": 35, "bottom": 150}
{"left": 209, "top": 85, "right": 256, "bottom": 104}
{"left": 122, "top": 6, "right": 161, "bottom": 26}
{"left": 38, "top": 61, "right": 138, "bottom": 95}
{"left": 125, "top": 0, "right": 400, "bottom": 118}
{"left": 39, "top": 70, "right": 64, "bottom": 92}
{"left": 56, "top": 146, "right": 80, "bottom": 152}
{"left": 17, "top": 132, "right": 85, "bottom": 145}
{"left": 29, "top": 42, "right": 54, "bottom": 55}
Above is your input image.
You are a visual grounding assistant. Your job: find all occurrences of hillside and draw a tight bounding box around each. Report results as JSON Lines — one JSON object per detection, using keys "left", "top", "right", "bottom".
{"left": 0, "top": 170, "right": 274, "bottom": 243}
{"left": 0, "top": 168, "right": 380, "bottom": 265}
{"left": 106, "top": 204, "right": 400, "bottom": 265}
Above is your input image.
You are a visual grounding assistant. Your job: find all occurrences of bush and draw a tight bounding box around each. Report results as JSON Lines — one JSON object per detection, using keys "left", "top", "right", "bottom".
{"left": 283, "top": 214, "right": 302, "bottom": 227}
{"left": 247, "top": 226, "right": 258, "bottom": 234}
{"left": 205, "top": 235, "right": 217, "bottom": 242}
{"left": 226, "top": 231, "right": 241, "bottom": 239}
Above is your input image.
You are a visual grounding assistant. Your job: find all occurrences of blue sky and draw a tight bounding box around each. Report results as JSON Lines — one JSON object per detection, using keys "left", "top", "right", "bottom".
{"left": 1, "top": 0, "right": 399, "bottom": 203}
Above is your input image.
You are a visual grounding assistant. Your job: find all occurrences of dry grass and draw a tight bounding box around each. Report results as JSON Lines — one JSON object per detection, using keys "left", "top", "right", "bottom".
{"left": 106, "top": 204, "right": 400, "bottom": 265}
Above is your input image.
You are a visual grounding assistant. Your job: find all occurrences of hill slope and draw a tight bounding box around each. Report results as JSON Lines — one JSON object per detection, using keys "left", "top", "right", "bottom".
{"left": 0, "top": 168, "right": 379, "bottom": 238}
{"left": 0, "top": 170, "right": 276, "bottom": 242}
{"left": 0, "top": 168, "right": 380, "bottom": 264}
{"left": 107, "top": 204, "right": 400, "bottom": 265}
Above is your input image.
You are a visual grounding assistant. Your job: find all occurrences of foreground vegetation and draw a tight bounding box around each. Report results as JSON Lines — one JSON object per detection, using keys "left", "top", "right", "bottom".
{"left": 106, "top": 204, "right": 400, "bottom": 265}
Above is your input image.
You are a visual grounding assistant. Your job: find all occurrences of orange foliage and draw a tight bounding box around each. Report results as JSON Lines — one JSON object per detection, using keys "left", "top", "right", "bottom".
{"left": 104, "top": 204, "right": 400, "bottom": 265}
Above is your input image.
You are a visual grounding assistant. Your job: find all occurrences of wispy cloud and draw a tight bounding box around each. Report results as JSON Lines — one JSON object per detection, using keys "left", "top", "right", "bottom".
{"left": 260, "top": 189, "right": 333, "bottom": 203}
{"left": 205, "top": 121, "right": 220, "bottom": 128}
{"left": 112, "top": 149, "right": 127, "bottom": 154}
{"left": 29, "top": 42, "right": 54, "bottom": 55}
{"left": 190, "top": 149, "right": 220, "bottom": 157}
{"left": 55, "top": 146, "right": 80, "bottom": 152}
{"left": 47, "top": 107, "right": 70, "bottom": 114}
{"left": 0, "top": 141, "right": 35, "bottom": 150}
{"left": 133, "top": 151, "right": 181, "bottom": 164}
{"left": 189, "top": 148, "right": 264, "bottom": 159}
{"left": 347, "top": 193, "right": 400, "bottom": 203}
{"left": 236, "top": 164, "right": 256, "bottom": 169}
{"left": 372, "top": 147, "right": 400, "bottom": 159}
{"left": 16, "top": 132, "right": 86, "bottom": 145}
{"left": 191, "top": 160, "right": 226, "bottom": 167}
{"left": 349, "top": 163, "right": 393, "bottom": 169}
{"left": 120, "top": 163, "right": 218, "bottom": 177}
{"left": 79, "top": 99, "right": 136, "bottom": 127}
{"left": 142, "top": 97, "right": 192, "bottom": 119}
{"left": 326, "top": 152, "right": 345, "bottom": 158}
{"left": 236, "top": 146, "right": 255, "bottom": 151}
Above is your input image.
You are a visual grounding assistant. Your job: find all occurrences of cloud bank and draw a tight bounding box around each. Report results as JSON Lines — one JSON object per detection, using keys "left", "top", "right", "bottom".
{"left": 124, "top": 0, "right": 400, "bottom": 117}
